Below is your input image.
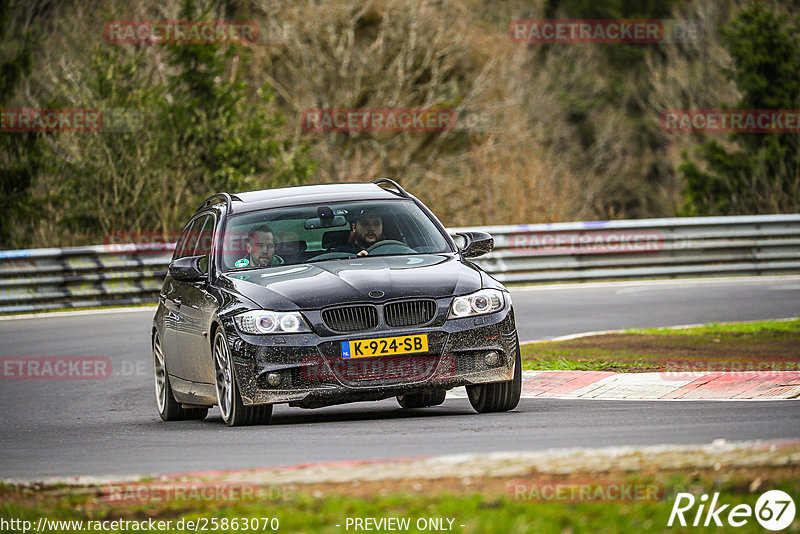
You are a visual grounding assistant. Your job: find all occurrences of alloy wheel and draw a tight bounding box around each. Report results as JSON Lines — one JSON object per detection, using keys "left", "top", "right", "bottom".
{"left": 213, "top": 331, "right": 234, "bottom": 421}
{"left": 153, "top": 335, "right": 167, "bottom": 413}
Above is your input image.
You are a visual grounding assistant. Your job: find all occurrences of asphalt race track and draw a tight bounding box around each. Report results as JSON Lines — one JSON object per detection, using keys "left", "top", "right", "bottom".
{"left": 510, "top": 275, "right": 800, "bottom": 341}
{"left": 0, "top": 276, "right": 798, "bottom": 480}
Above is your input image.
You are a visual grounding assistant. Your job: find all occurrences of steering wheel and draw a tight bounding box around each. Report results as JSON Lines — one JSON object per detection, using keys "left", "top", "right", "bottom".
{"left": 365, "top": 240, "right": 414, "bottom": 254}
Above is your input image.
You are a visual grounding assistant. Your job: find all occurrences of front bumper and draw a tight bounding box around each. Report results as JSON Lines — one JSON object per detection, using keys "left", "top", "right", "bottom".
{"left": 224, "top": 305, "right": 518, "bottom": 408}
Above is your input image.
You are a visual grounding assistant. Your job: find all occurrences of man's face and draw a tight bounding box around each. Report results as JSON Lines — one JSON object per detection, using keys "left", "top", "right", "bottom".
{"left": 246, "top": 231, "right": 275, "bottom": 266}
{"left": 353, "top": 215, "right": 382, "bottom": 248}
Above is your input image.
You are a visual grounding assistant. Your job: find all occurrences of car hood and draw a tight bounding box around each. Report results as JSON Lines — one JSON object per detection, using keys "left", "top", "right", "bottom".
{"left": 221, "top": 254, "right": 482, "bottom": 310}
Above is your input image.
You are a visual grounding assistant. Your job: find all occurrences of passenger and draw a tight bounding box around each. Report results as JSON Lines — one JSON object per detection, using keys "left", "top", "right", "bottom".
{"left": 235, "top": 224, "right": 284, "bottom": 268}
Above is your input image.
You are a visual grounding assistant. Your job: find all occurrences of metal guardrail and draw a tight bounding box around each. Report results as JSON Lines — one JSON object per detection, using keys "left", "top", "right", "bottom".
{"left": 1, "top": 214, "right": 799, "bottom": 314}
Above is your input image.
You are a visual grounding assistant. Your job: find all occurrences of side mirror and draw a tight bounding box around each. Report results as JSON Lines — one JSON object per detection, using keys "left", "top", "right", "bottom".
{"left": 169, "top": 255, "right": 208, "bottom": 283}
{"left": 455, "top": 231, "right": 494, "bottom": 258}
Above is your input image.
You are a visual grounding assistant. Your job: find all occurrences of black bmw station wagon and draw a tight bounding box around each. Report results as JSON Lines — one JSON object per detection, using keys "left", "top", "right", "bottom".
{"left": 153, "top": 179, "right": 521, "bottom": 426}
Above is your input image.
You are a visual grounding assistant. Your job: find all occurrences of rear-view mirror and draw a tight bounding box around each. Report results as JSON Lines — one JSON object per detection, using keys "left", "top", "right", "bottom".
{"left": 304, "top": 215, "right": 347, "bottom": 229}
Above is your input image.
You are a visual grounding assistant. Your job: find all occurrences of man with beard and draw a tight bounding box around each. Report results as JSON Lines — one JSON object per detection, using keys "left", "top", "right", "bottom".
{"left": 336, "top": 209, "right": 386, "bottom": 256}
{"left": 236, "top": 224, "right": 284, "bottom": 268}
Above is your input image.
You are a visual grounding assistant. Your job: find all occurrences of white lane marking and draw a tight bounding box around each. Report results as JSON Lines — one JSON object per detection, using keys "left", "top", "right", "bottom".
{"left": 509, "top": 275, "right": 800, "bottom": 292}
{"left": 768, "top": 284, "right": 800, "bottom": 290}
{"left": 0, "top": 306, "right": 157, "bottom": 321}
{"left": 520, "top": 396, "right": 794, "bottom": 402}
{"left": 616, "top": 286, "right": 669, "bottom": 294}
{"left": 524, "top": 330, "right": 623, "bottom": 343}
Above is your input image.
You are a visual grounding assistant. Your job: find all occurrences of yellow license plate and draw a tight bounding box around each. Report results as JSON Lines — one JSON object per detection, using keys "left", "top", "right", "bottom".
{"left": 341, "top": 334, "right": 428, "bottom": 359}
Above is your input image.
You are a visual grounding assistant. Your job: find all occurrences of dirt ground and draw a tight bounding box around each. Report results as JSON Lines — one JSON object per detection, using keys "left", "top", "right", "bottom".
{"left": 2, "top": 465, "right": 797, "bottom": 512}
{"left": 3, "top": 442, "right": 798, "bottom": 508}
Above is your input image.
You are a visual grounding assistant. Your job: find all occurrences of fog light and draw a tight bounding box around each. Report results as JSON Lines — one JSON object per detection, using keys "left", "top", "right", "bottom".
{"left": 484, "top": 351, "right": 500, "bottom": 366}
{"left": 266, "top": 372, "right": 282, "bottom": 387}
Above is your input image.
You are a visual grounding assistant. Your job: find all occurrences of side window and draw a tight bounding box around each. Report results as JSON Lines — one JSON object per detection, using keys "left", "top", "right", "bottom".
{"left": 173, "top": 219, "right": 199, "bottom": 261}
{"left": 191, "top": 215, "right": 215, "bottom": 273}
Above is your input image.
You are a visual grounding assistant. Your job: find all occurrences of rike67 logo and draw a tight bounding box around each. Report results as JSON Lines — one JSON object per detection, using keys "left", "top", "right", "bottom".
{"left": 668, "top": 490, "right": 796, "bottom": 531}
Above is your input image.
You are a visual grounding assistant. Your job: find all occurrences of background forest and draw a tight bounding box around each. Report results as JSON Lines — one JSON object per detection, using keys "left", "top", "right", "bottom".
{"left": 1, "top": 0, "right": 798, "bottom": 249}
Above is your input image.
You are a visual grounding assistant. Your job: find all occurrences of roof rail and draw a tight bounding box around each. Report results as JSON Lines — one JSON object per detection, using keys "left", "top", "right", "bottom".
{"left": 372, "top": 178, "right": 410, "bottom": 198}
{"left": 196, "top": 192, "right": 238, "bottom": 213}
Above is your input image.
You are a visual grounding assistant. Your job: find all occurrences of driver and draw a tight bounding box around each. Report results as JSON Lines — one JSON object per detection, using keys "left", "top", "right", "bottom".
{"left": 336, "top": 209, "right": 385, "bottom": 256}
{"left": 235, "top": 224, "right": 284, "bottom": 268}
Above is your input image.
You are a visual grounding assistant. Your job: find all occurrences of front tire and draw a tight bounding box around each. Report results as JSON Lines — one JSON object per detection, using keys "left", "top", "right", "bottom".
{"left": 466, "top": 340, "right": 522, "bottom": 413}
{"left": 397, "top": 389, "right": 446, "bottom": 408}
{"left": 213, "top": 328, "right": 272, "bottom": 427}
{"left": 153, "top": 333, "right": 208, "bottom": 421}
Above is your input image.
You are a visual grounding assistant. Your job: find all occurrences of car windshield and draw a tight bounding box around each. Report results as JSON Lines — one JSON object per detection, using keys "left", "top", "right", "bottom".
{"left": 219, "top": 199, "right": 452, "bottom": 271}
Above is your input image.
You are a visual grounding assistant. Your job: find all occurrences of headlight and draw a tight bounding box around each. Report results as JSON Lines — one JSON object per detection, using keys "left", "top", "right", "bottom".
{"left": 448, "top": 289, "right": 505, "bottom": 319}
{"left": 234, "top": 310, "right": 312, "bottom": 334}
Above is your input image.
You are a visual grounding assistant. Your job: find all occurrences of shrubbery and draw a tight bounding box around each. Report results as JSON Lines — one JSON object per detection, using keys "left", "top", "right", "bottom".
{"left": 1, "top": 0, "right": 797, "bottom": 249}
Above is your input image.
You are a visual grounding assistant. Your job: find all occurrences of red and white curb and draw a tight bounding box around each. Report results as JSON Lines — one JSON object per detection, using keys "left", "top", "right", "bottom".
{"left": 448, "top": 371, "right": 800, "bottom": 400}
